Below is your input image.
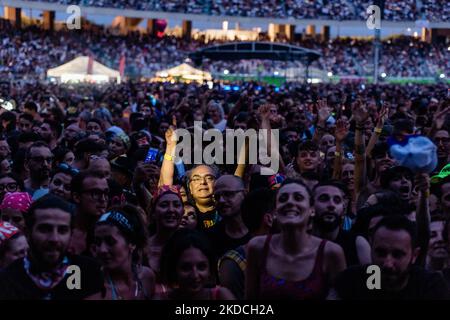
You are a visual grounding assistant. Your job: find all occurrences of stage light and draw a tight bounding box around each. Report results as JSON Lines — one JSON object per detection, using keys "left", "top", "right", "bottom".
{"left": 381, "top": 72, "right": 387, "bottom": 78}
{"left": 413, "top": 32, "right": 418, "bottom": 37}
{"left": 407, "top": 28, "right": 411, "bottom": 32}
{"left": 307, "top": 79, "right": 312, "bottom": 83}
{"left": 274, "top": 71, "right": 279, "bottom": 76}
{"left": 223, "top": 69, "right": 229, "bottom": 75}
{"left": 327, "top": 72, "right": 333, "bottom": 77}
{"left": 440, "top": 74, "right": 445, "bottom": 79}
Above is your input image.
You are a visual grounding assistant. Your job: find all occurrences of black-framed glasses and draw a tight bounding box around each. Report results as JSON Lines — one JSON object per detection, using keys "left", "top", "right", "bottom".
{"left": 58, "top": 163, "right": 80, "bottom": 176}
{"left": 82, "top": 188, "right": 109, "bottom": 201}
{"left": 0, "top": 182, "right": 18, "bottom": 192}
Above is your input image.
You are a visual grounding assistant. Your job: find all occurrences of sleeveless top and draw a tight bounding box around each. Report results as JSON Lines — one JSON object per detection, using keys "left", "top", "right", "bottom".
{"left": 259, "top": 234, "right": 329, "bottom": 300}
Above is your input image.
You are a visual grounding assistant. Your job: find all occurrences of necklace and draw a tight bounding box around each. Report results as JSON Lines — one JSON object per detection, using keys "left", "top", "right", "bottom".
{"left": 108, "top": 275, "right": 139, "bottom": 300}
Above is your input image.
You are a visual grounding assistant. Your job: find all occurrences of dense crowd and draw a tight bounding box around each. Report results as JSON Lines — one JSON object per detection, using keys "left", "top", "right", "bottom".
{"left": 26, "top": 0, "right": 450, "bottom": 21}
{"left": 0, "top": 76, "right": 449, "bottom": 299}
{"left": 0, "top": 19, "right": 448, "bottom": 81}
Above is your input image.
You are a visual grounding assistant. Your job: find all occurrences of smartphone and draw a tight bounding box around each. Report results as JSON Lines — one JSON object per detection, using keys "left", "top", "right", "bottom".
{"left": 144, "top": 148, "right": 160, "bottom": 164}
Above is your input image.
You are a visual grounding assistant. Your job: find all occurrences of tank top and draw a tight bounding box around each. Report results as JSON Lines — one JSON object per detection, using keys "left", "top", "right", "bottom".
{"left": 259, "top": 234, "right": 329, "bottom": 300}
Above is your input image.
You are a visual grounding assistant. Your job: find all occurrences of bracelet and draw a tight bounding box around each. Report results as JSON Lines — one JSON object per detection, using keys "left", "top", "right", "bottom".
{"left": 164, "top": 153, "right": 174, "bottom": 161}
{"left": 334, "top": 151, "right": 341, "bottom": 157}
{"left": 374, "top": 127, "right": 382, "bottom": 134}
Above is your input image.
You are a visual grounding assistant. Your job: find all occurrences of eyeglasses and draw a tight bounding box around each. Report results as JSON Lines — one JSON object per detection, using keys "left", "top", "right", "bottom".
{"left": 30, "top": 156, "right": 53, "bottom": 163}
{"left": 58, "top": 163, "right": 80, "bottom": 176}
{"left": 0, "top": 182, "right": 18, "bottom": 192}
{"left": 214, "top": 190, "right": 244, "bottom": 201}
{"left": 190, "top": 174, "right": 215, "bottom": 184}
{"left": 82, "top": 188, "right": 109, "bottom": 201}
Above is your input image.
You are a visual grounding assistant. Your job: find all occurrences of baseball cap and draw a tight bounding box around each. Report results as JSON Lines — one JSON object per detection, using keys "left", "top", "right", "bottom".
{"left": 431, "top": 163, "right": 450, "bottom": 184}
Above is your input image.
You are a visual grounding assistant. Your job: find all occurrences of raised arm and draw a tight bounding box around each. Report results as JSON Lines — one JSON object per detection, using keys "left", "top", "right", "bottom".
{"left": 353, "top": 100, "right": 369, "bottom": 197}
{"left": 428, "top": 101, "right": 449, "bottom": 138}
{"left": 332, "top": 118, "right": 349, "bottom": 180}
{"left": 414, "top": 173, "right": 431, "bottom": 267}
{"left": 312, "top": 99, "right": 332, "bottom": 145}
{"left": 158, "top": 123, "right": 177, "bottom": 187}
{"left": 366, "top": 102, "right": 389, "bottom": 157}
{"left": 257, "top": 104, "right": 285, "bottom": 173}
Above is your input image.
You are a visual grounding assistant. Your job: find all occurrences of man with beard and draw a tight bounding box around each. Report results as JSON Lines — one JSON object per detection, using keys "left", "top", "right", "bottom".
{"left": 0, "top": 194, "right": 104, "bottom": 299}
{"left": 39, "top": 120, "right": 61, "bottom": 151}
{"left": 425, "top": 214, "right": 449, "bottom": 273}
{"left": 211, "top": 175, "right": 250, "bottom": 257}
{"left": 24, "top": 141, "right": 53, "bottom": 196}
{"left": 331, "top": 215, "right": 449, "bottom": 299}
{"left": 312, "top": 181, "right": 371, "bottom": 266}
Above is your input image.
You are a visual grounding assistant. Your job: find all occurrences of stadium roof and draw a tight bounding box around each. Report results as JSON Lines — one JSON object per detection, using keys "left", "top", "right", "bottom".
{"left": 189, "top": 42, "right": 321, "bottom": 66}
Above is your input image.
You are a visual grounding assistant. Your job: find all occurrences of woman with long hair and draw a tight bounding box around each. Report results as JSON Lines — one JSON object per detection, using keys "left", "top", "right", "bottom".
{"left": 90, "top": 204, "right": 154, "bottom": 300}
{"left": 246, "top": 179, "right": 346, "bottom": 300}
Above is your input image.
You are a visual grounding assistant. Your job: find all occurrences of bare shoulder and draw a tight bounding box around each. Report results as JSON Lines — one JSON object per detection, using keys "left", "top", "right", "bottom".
{"left": 247, "top": 235, "right": 268, "bottom": 252}
{"left": 355, "top": 235, "right": 370, "bottom": 248}
{"left": 138, "top": 265, "right": 155, "bottom": 281}
{"left": 322, "top": 239, "right": 345, "bottom": 260}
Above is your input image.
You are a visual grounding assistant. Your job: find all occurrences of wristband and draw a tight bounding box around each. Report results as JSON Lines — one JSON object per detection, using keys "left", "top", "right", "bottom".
{"left": 164, "top": 153, "right": 174, "bottom": 161}
{"left": 374, "top": 127, "right": 382, "bottom": 134}
{"left": 334, "top": 151, "right": 341, "bottom": 157}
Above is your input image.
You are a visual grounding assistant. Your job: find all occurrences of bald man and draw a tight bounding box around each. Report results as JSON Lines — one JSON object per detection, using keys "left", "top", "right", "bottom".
{"left": 88, "top": 158, "right": 111, "bottom": 179}
{"left": 212, "top": 175, "right": 250, "bottom": 257}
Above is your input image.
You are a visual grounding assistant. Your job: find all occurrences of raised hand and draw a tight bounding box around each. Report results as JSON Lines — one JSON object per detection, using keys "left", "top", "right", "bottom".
{"left": 433, "top": 101, "right": 450, "bottom": 130}
{"left": 376, "top": 102, "right": 389, "bottom": 127}
{"left": 165, "top": 125, "right": 178, "bottom": 148}
{"left": 352, "top": 99, "right": 369, "bottom": 126}
{"left": 317, "top": 99, "right": 332, "bottom": 125}
{"left": 258, "top": 104, "right": 277, "bottom": 123}
{"left": 414, "top": 173, "right": 430, "bottom": 195}
{"left": 335, "top": 118, "right": 349, "bottom": 142}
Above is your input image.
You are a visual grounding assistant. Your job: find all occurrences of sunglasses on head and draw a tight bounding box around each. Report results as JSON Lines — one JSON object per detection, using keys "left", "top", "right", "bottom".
{"left": 58, "top": 163, "right": 80, "bottom": 176}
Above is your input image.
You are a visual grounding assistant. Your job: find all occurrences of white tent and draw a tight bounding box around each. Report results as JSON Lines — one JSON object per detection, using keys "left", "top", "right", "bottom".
{"left": 155, "top": 63, "right": 212, "bottom": 82}
{"left": 47, "top": 56, "right": 121, "bottom": 83}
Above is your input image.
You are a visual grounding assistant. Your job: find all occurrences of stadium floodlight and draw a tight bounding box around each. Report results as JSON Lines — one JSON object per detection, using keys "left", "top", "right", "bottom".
{"left": 327, "top": 72, "right": 333, "bottom": 77}
{"left": 381, "top": 72, "right": 387, "bottom": 78}
{"left": 447, "top": 47, "right": 450, "bottom": 51}
{"left": 223, "top": 69, "right": 229, "bottom": 75}
{"left": 274, "top": 71, "right": 279, "bottom": 76}
{"left": 440, "top": 74, "right": 445, "bottom": 79}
